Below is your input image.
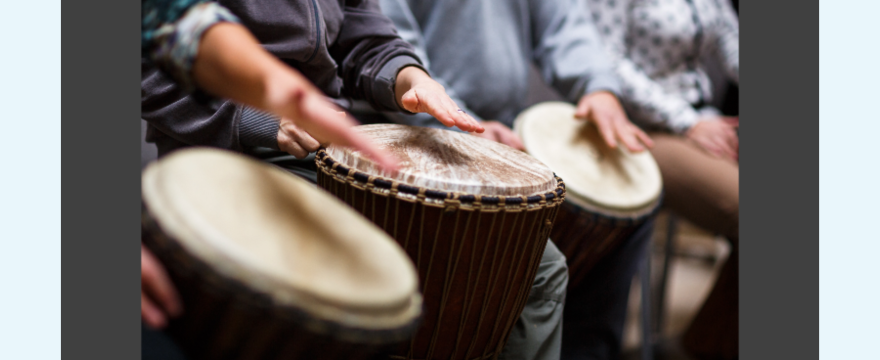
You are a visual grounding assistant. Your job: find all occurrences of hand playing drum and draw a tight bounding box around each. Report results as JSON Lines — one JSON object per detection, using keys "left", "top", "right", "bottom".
{"left": 515, "top": 102, "right": 663, "bottom": 288}
{"left": 316, "top": 124, "right": 566, "bottom": 360}
{"left": 574, "top": 91, "right": 654, "bottom": 152}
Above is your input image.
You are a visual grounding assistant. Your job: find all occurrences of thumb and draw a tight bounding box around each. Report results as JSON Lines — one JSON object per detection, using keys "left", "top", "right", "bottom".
{"left": 574, "top": 98, "right": 591, "bottom": 120}
{"left": 400, "top": 90, "right": 421, "bottom": 113}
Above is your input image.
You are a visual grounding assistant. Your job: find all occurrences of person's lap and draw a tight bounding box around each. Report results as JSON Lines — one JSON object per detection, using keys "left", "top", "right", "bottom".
{"left": 648, "top": 133, "right": 739, "bottom": 359}
{"left": 648, "top": 133, "right": 739, "bottom": 242}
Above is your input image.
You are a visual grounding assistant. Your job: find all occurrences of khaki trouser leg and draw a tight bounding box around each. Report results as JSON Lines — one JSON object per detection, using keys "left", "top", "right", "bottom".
{"left": 648, "top": 133, "right": 739, "bottom": 243}
{"left": 649, "top": 133, "right": 739, "bottom": 359}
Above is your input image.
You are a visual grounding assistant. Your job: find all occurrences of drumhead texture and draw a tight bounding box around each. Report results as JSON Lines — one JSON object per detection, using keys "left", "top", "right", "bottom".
{"left": 142, "top": 148, "right": 420, "bottom": 331}
{"left": 325, "top": 124, "right": 556, "bottom": 196}
{"left": 514, "top": 102, "right": 662, "bottom": 213}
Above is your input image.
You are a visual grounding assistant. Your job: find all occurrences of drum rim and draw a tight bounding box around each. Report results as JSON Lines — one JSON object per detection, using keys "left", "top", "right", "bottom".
{"left": 563, "top": 190, "right": 663, "bottom": 220}
{"left": 327, "top": 123, "right": 560, "bottom": 197}
{"left": 562, "top": 191, "right": 664, "bottom": 224}
{"left": 315, "top": 149, "right": 567, "bottom": 210}
{"left": 513, "top": 101, "right": 664, "bottom": 212}
{"left": 142, "top": 206, "right": 423, "bottom": 344}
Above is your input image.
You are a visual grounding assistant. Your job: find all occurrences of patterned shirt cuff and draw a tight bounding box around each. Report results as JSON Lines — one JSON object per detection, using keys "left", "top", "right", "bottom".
{"left": 149, "top": 2, "right": 240, "bottom": 93}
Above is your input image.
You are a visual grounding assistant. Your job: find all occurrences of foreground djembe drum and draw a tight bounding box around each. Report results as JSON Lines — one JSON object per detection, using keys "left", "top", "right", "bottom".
{"left": 315, "top": 124, "right": 566, "bottom": 360}
{"left": 141, "top": 148, "right": 422, "bottom": 360}
{"left": 514, "top": 102, "right": 663, "bottom": 289}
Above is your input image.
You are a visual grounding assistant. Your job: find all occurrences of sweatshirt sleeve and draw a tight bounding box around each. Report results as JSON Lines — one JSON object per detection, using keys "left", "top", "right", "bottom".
{"left": 142, "top": 64, "right": 247, "bottom": 150}
{"left": 142, "top": 64, "right": 283, "bottom": 150}
{"left": 374, "top": 0, "right": 476, "bottom": 131}
{"left": 330, "top": 0, "right": 428, "bottom": 113}
{"left": 590, "top": 0, "right": 701, "bottom": 134}
{"left": 528, "top": 0, "right": 622, "bottom": 103}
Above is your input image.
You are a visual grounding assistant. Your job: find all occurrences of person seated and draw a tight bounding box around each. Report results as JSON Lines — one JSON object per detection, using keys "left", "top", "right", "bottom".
{"left": 355, "top": 0, "right": 656, "bottom": 359}
{"left": 140, "top": 0, "right": 483, "bottom": 336}
{"left": 588, "top": 0, "right": 740, "bottom": 358}
{"left": 142, "top": 0, "right": 398, "bottom": 167}
{"left": 141, "top": 0, "right": 483, "bottom": 183}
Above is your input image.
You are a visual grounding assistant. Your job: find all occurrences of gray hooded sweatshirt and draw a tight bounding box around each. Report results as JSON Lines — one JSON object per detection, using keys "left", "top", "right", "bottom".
{"left": 141, "top": 0, "right": 425, "bottom": 155}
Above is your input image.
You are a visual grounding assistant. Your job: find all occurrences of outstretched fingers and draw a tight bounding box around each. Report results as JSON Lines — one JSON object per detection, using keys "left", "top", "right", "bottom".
{"left": 402, "top": 89, "right": 482, "bottom": 132}
{"left": 294, "top": 96, "right": 399, "bottom": 171}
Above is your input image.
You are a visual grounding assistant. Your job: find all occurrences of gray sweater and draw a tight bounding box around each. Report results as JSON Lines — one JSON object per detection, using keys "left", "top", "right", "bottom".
{"left": 141, "top": 0, "right": 425, "bottom": 155}
{"left": 375, "top": 0, "right": 622, "bottom": 129}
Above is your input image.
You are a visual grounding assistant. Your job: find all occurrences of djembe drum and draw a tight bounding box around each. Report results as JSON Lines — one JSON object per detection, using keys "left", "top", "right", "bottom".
{"left": 315, "top": 124, "right": 566, "bottom": 360}
{"left": 141, "top": 148, "right": 422, "bottom": 360}
{"left": 514, "top": 102, "right": 663, "bottom": 289}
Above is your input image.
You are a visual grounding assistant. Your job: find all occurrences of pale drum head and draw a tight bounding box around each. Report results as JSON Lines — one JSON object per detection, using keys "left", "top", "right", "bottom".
{"left": 141, "top": 148, "right": 421, "bottom": 330}
{"left": 325, "top": 124, "right": 557, "bottom": 197}
{"left": 514, "top": 102, "right": 662, "bottom": 215}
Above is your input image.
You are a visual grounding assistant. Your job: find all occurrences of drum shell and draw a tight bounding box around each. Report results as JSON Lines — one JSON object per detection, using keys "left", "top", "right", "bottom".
{"left": 141, "top": 207, "right": 410, "bottom": 360}
{"left": 316, "top": 153, "right": 564, "bottom": 360}
{"left": 549, "top": 198, "right": 660, "bottom": 290}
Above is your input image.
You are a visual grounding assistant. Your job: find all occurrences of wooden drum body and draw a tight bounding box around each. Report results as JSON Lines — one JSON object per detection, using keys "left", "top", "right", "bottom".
{"left": 141, "top": 148, "right": 422, "bottom": 360}
{"left": 315, "top": 124, "right": 566, "bottom": 360}
{"left": 514, "top": 102, "right": 663, "bottom": 289}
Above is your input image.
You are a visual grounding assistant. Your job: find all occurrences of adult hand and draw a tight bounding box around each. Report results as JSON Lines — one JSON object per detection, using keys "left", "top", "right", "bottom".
{"left": 474, "top": 120, "right": 525, "bottom": 150}
{"left": 395, "top": 67, "right": 484, "bottom": 133}
{"left": 142, "top": 244, "right": 182, "bottom": 329}
{"left": 686, "top": 117, "right": 739, "bottom": 161}
{"left": 574, "top": 91, "right": 653, "bottom": 152}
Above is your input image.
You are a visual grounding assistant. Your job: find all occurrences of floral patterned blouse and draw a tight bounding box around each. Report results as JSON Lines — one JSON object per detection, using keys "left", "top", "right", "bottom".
{"left": 142, "top": 0, "right": 240, "bottom": 92}
{"left": 588, "top": 0, "right": 739, "bottom": 133}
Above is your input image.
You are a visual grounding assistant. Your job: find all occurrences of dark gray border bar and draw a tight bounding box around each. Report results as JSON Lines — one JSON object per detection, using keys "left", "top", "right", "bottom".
{"left": 63, "top": 0, "right": 142, "bottom": 358}
{"left": 740, "top": 1, "right": 817, "bottom": 359}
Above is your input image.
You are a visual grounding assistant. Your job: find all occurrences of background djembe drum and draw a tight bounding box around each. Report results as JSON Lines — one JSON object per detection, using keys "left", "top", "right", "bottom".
{"left": 315, "top": 124, "right": 566, "bottom": 360}
{"left": 141, "top": 148, "right": 423, "bottom": 360}
{"left": 514, "top": 102, "right": 663, "bottom": 289}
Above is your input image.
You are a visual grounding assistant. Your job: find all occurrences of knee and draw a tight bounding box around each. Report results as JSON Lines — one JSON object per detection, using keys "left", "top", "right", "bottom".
{"left": 531, "top": 240, "right": 568, "bottom": 303}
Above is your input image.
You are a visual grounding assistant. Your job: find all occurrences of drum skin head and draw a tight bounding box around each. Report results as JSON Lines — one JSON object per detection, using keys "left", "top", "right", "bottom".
{"left": 142, "top": 148, "right": 420, "bottom": 330}
{"left": 514, "top": 102, "right": 662, "bottom": 213}
{"left": 325, "top": 124, "right": 557, "bottom": 197}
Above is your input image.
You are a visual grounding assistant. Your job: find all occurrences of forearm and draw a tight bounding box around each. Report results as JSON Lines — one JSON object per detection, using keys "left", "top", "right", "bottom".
{"left": 192, "top": 22, "right": 302, "bottom": 115}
